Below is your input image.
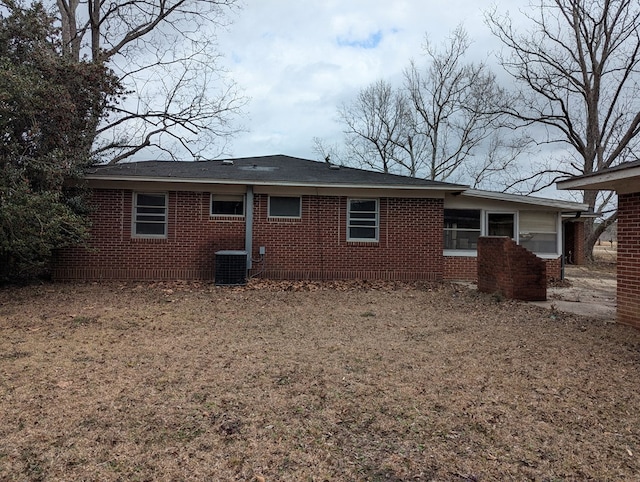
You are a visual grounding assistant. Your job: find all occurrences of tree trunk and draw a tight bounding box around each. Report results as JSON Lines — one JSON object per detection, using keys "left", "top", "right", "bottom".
{"left": 57, "top": 0, "right": 81, "bottom": 59}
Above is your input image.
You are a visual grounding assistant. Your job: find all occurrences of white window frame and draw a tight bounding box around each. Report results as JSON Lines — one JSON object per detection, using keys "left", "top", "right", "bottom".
{"left": 268, "top": 196, "right": 301, "bottom": 218}
{"left": 210, "top": 194, "right": 245, "bottom": 217}
{"left": 443, "top": 209, "right": 562, "bottom": 258}
{"left": 132, "top": 192, "right": 168, "bottom": 238}
{"left": 347, "top": 198, "right": 379, "bottom": 242}
{"left": 518, "top": 211, "right": 561, "bottom": 257}
{"left": 486, "top": 211, "right": 517, "bottom": 240}
{"left": 443, "top": 209, "right": 482, "bottom": 253}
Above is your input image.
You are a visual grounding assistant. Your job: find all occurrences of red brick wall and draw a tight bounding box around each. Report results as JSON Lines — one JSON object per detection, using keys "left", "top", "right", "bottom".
{"left": 443, "top": 255, "right": 561, "bottom": 282}
{"left": 443, "top": 257, "right": 477, "bottom": 281}
{"left": 52, "top": 189, "right": 245, "bottom": 280}
{"left": 573, "top": 221, "right": 585, "bottom": 265}
{"left": 477, "top": 236, "right": 547, "bottom": 301}
{"left": 53, "top": 189, "right": 444, "bottom": 281}
{"left": 617, "top": 192, "right": 640, "bottom": 328}
{"left": 251, "top": 195, "right": 443, "bottom": 280}
{"left": 563, "top": 221, "right": 585, "bottom": 265}
{"left": 545, "top": 257, "right": 562, "bottom": 281}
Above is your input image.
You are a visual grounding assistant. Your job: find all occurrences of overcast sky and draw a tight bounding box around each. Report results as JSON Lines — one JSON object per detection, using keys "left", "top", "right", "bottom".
{"left": 217, "top": 0, "right": 529, "bottom": 162}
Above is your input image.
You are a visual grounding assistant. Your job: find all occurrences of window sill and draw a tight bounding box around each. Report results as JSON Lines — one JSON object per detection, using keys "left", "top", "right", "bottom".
{"left": 209, "top": 215, "right": 244, "bottom": 221}
{"left": 267, "top": 216, "right": 302, "bottom": 222}
{"left": 131, "top": 236, "right": 168, "bottom": 242}
{"left": 535, "top": 253, "right": 561, "bottom": 259}
{"left": 443, "top": 250, "right": 477, "bottom": 257}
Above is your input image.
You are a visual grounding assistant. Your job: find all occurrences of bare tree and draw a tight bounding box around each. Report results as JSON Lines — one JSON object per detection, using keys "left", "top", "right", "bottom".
{"left": 311, "top": 137, "right": 347, "bottom": 166}
{"left": 405, "top": 26, "right": 507, "bottom": 182}
{"left": 487, "top": 0, "right": 640, "bottom": 257}
{"left": 52, "top": 0, "right": 246, "bottom": 163}
{"left": 337, "top": 80, "right": 411, "bottom": 174}
{"left": 466, "top": 131, "right": 534, "bottom": 190}
{"left": 334, "top": 27, "right": 524, "bottom": 185}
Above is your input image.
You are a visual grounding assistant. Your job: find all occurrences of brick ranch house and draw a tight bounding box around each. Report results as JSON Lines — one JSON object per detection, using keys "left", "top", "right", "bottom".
{"left": 558, "top": 160, "right": 640, "bottom": 329}
{"left": 53, "top": 155, "right": 587, "bottom": 283}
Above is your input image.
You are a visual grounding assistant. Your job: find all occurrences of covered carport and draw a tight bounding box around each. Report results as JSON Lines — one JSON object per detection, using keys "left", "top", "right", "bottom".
{"left": 558, "top": 160, "right": 640, "bottom": 328}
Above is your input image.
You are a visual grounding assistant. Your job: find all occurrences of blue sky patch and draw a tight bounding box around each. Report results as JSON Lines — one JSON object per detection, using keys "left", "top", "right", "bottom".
{"left": 337, "top": 30, "right": 383, "bottom": 49}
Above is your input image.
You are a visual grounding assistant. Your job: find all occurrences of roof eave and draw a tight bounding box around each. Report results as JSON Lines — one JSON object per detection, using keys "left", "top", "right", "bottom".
{"left": 459, "top": 189, "right": 589, "bottom": 211}
{"left": 84, "top": 175, "right": 467, "bottom": 192}
{"left": 557, "top": 165, "right": 640, "bottom": 191}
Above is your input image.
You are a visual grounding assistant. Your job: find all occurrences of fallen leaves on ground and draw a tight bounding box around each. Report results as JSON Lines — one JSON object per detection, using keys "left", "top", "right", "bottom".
{"left": 0, "top": 279, "right": 638, "bottom": 481}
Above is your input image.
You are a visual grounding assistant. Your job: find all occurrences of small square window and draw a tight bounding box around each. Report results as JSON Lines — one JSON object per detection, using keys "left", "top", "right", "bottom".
{"left": 133, "top": 192, "right": 167, "bottom": 238}
{"left": 348, "top": 198, "right": 378, "bottom": 241}
{"left": 211, "top": 195, "right": 244, "bottom": 216}
{"left": 268, "top": 196, "right": 301, "bottom": 218}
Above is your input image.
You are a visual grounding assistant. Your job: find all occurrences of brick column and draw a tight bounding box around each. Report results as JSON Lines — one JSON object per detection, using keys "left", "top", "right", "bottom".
{"left": 617, "top": 192, "right": 640, "bottom": 328}
{"left": 478, "top": 236, "right": 547, "bottom": 301}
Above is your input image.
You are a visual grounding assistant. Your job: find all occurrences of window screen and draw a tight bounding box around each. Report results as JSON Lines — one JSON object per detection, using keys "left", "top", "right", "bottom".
{"left": 348, "top": 199, "right": 378, "bottom": 241}
{"left": 519, "top": 211, "right": 558, "bottom": 254}
{"left": 211, "top": 195, "right": 244, "bottom": 216}
{"left": 444, "top": 209, "right": 481, "bottom": 250}
{"left": 134, "top": 193, "right": 167, "bottom": 237}
{"left": 487, "top": 213, "right": 515, "bottom": 238}
{"left": 269, "top": 196, "right": 301, "bottom": 217}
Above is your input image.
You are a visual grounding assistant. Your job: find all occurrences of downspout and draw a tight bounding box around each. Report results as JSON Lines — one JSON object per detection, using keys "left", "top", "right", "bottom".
{"left": 245, "top": 186, "right": 254, "bottom": 270}
{"left": 560, "top": 218, "right": 565, "bottom": 280}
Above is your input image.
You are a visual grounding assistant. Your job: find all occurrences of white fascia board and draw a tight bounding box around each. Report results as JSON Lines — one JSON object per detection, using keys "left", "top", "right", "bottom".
{"left": 557, "top": 167, "right": 640, "bottom": 194}
{"left": 85, "top": 175, "right": 467, "bottom": 193}
{"left": 561, "top": 212, "right": 599, "bottom": 219}
{"left": 459, "top": 189, "right": 589, "bottom": 211}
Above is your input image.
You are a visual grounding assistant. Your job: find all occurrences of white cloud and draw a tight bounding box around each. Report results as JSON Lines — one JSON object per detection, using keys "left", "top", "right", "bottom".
{"left": 215, "top": 0, "right": 529, "bottom": 160}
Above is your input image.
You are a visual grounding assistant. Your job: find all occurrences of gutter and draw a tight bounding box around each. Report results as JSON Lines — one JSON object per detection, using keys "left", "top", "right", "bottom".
{"left": 83, "top": 175, "right": 467, "bottom": 192}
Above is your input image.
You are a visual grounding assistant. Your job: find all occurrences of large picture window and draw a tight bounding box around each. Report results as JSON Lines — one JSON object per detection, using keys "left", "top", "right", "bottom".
{"left": 348, "top": 199, "right": 379, "bottom": 241}
{"left": 519, "top": 211, "right": 558, "bottom": 254}
{"left": 211, "top": 195, "right": 244, "bottom": 216}
{"left": 444, "top": 209, "right": 481, "bottom": 250}
{"left": 133, "top": 192, "right": 167, "bottom": 237}
{"left": 268, "top": 196, "right": 301, "bottom": 218}
{"left": 443, "top": 207, "right": 560, "bottom": 257}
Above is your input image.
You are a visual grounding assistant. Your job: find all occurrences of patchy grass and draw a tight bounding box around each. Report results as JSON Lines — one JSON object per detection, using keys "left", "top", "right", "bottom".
{"left": 1, "top": 280, "right": 639, "bottom": 481}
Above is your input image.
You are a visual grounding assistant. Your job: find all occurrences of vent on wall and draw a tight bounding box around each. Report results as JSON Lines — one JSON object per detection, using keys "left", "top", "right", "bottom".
{"left": 215, "top": 250, "right": 248, "bottom": 286}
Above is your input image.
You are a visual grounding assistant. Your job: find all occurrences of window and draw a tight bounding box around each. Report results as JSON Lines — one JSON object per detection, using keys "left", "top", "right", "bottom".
{"left": 348, "top": 199, "right": 379, "bottom": 241}
{"left": 133, "top": 192, "right": 167, "bottom": 237}
{"left": 211, "top": 195, "right": 244, "bottom": 216}
{"left": 487, "top": 212, "right": 515, "bottom": 238}
{"left": 268, "top": 196, "right": 301, "bottom": 218}
{"left": 519, "top": 211, "right": 558, "bottom": 254}
{"left": 444, "top": 209, "right": 481, "bottom": 250}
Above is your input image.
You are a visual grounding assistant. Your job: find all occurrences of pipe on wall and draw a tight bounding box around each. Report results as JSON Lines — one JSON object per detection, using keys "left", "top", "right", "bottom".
{"left": 245, "top": 186, "right": 254, "bottom": 269}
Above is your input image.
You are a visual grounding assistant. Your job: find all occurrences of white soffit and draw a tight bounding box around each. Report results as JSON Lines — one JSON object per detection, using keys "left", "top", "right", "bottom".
{"left": 457, "top": 189, "right": 589, "bottom": 211}
{"left": 557, "top": 165, "right": 640, "bottom": 195}
{"left": 85, "top": 175, "right": 465, "bottom": 194}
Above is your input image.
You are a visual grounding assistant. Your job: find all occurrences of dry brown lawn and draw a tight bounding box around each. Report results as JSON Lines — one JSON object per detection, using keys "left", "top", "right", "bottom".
{"left": 1, "top": 279, "right": 639, "bottom": 481}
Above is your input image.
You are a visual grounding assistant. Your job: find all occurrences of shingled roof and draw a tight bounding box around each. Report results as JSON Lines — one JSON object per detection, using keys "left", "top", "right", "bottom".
{"left": 86, "top": 154, "right": 468, "bottom": 191}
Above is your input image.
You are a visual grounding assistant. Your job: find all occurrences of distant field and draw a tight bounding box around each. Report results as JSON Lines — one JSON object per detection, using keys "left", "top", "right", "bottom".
{"left": 593, "top": 242, "right": 617, "bottom": 264}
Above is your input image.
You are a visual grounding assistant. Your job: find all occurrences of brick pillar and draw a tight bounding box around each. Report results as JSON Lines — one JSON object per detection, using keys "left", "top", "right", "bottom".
{"left": 617, "top": 192, "right": 640, "bottom": 328}
{"left": 573, "top": 221, "right": 585, "bottom": 265}
{"left": 478, "top": 236, "right": 547, "bottom": 301}
{"left": 563, "top": 221, "right": 585, "bottom": 265}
